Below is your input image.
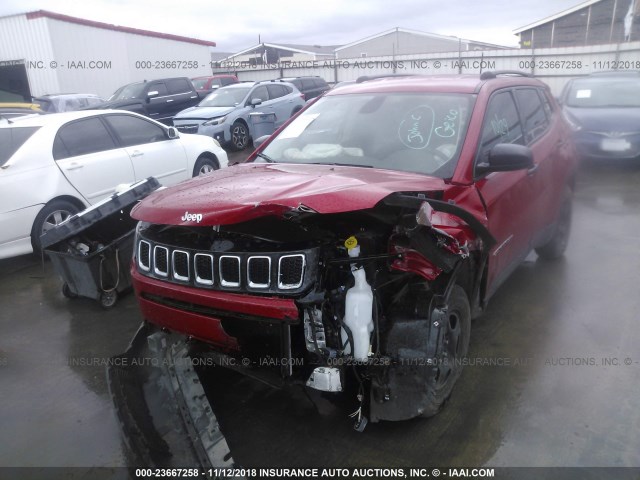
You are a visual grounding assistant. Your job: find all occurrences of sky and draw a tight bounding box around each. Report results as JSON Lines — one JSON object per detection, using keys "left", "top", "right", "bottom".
{"left": 0, "top": 0, "right": 585, "bottom": 52}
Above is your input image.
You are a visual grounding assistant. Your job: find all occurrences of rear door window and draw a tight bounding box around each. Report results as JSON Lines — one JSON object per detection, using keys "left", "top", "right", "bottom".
{"left": 0, "top": 127, "right": 40, "bottom": 166}
{"left": 53, "top": 117, "right": 117, "bottom": 160}
{"left": 267, "top": 84, "right": 288, "bottom": 99}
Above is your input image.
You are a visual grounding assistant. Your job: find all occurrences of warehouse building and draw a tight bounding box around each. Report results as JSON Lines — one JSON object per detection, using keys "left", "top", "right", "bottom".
{"left": 514, "top": 0, "right": 640, "bottom": 48}
{"left": 335, "top": 27, "right": 508, "bottom": 59}
{"left": 0, "top": 10, "right": 216, "bottom": 101}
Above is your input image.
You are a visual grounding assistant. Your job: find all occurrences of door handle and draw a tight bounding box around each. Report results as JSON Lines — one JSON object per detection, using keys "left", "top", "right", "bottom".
{"left": 527, "top": 164, "right": 539, "bottom": 176}
{"left": 66, "top": 163, "right": 83, "bottom": 171}
{"left": 131, "top": 150, "right": 144, "bottom": 157}
{"left": 166, "top": 99, "right": 174, "bottom": 103}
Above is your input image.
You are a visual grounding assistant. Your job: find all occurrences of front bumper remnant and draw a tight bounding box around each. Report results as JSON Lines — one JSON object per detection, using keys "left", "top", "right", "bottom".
{"left": 107, "top": 323, "right": 240, "bottom": 475}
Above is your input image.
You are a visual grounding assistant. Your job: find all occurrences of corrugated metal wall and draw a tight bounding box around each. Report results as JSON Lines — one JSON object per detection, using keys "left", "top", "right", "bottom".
{"left": 46, "top": 18, "right": 213, "bottom": 98}
{"left": 0, "top": 13, "right": 60, "bottom": 96}
{"left": 0, "top": 12, "right": 215, "bottom": 99}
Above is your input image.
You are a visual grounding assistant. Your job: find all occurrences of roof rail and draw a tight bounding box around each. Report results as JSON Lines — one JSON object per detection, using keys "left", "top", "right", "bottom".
{"left": 480, "top": 70, "right": 533, "bottom": 80}
{"left": 355, "top": 74, "right": 417, "bottom": 83}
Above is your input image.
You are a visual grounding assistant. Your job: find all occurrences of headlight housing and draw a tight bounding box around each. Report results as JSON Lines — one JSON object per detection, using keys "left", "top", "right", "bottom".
{"left": 202, "top": 116, "right": 227, "bottom": 126}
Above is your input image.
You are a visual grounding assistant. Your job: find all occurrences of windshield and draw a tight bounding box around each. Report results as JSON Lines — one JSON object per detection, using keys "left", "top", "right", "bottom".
{"left": 198, "top": 87, "right": 250, "bottom": 107}
{"left": 260, "top": 93, "right": 474, "bottom": 178}
{"left": 566, "top": 78, "right": 640, "bottom": 108}
{"left": 110, "top": 83, "right": 145, "bottom": 101}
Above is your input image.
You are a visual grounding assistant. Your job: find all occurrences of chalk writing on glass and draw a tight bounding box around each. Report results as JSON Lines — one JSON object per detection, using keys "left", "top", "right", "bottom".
{"left": 398, "top": 105, "right": 435, "bottom": 149}
{"left": 491, "top": 114, "right": 509, "bottom": 137}
{"left": 435, "top": 109, "right": 459, "bottom": 138}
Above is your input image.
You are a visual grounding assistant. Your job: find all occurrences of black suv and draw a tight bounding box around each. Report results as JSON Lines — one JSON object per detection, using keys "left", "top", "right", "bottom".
{"left": 93, "top": 77, "right": 200, "bottom": 124}
{"left": 277, "top": 76, "right": 329, "bottom": 101}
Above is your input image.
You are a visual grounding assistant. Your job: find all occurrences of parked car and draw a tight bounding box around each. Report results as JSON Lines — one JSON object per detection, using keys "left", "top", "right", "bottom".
{"left": 0, "top": 110, "right": 228, "bottom": 259}
{"left": 559, "top": 71, "right": 640, "bottom": 161}
{"left": 129, "top": 72, "right": 578, "bottom": 424}
{"left": 33, "top": 93, "right": 104, "bottom": 113}
{"left": 92, "top": 78, "right": 201, "bottom": 124}
{"left": 278, "top": 76, "right": 330, "bottom": 101}
{"left": 191, "top": 75, "right": 239, "bottom": 96}
{"left": 0, "top": 103, "right": 46, "bottom": 120}
{"left": 173, "top": 80, "right": 306, "bottom": 150}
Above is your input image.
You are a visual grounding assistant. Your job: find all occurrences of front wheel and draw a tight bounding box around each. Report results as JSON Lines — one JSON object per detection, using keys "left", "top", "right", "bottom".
{"left": 420, "top": 285, "right": 471, "bottom": 417}
{"left": 192, "top": 155, "right": 219, "bottom": 176}
{"left": 535, "top": 187, "right": 572, "bottom": 260}
{"left": 230, "top": 122, "right": 249, "bottom": 151}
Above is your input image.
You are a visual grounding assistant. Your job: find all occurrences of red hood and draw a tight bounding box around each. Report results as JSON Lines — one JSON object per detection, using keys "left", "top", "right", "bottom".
{"left": 131, "top": 163, "right": 448, "bottom": 226}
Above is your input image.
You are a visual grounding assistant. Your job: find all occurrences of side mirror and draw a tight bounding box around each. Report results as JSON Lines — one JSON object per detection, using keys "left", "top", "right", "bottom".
{"left": 476, "top": 144, "right": 533, "bottom": 175}
{"left": 167, "top": 127, "right": 179, "bottom": 139}
{"left": 253, "top": 134, "right": 271, "bottom": 150}
{"left": 250, "top": 98, "right": 262, "bottom": 107}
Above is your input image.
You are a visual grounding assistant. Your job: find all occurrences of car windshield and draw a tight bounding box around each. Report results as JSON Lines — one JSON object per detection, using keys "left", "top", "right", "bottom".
{"left": 110, "top": 83, "right": 145, "bottom": 101}
{"left": 566, "top": 78, "right": 640, "bottom": 108}
{"left": 260, "top": 92, "right": 474, "bottom": 178}
{"left": 198, "top": 87, "right": 250, "bottom": 107}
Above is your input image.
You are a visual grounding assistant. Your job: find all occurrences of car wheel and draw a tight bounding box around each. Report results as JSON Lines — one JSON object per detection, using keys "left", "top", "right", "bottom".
{"left": 420, "top": 285, "right": 471, "bottom": 418}
{"left": 192, "top": 155, "right": 219, "bottom": 177}
{"left": 230, "top": 121, "right": 249, "bottom": 151}
{"left": 535, "top": 187, "right": 572, "bottom": 261}
{"left": 31, "top": 199, "right": 80, "bottom": 254}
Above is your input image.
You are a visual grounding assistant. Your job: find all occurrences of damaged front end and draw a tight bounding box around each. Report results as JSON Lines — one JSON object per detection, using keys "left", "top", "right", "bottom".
{"left": 130, "top": 185, "right": 495, "bottom": 429}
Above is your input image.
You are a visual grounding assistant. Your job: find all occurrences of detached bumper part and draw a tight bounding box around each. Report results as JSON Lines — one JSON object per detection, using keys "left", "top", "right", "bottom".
{"left": 107, "top": 324, "right": 237, "bottom": 472}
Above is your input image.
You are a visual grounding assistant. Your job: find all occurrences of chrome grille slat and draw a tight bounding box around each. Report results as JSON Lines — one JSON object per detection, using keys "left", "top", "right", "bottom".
{"left": 278, "top": 254, "right": 305, "bottom": 289}
{"left": 194, "top": 253, "right": 214, "bottom": 285}
{"left": 172, "top": 250, "right": 190, "bottom": 282}
{"left": 153, "top": 246, "right": 169, "bottom": 277}
{"left": 219, "top": 255, "right": 241, "bottom": 287}
{"left": 247, "top": 256, "right": 271, "bottom": 288}
{"left": 138, "top": 240, "right": 151, "bottom": 271}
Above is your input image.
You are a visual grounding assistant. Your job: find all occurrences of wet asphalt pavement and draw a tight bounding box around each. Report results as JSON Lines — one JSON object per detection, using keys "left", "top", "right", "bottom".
{"left": 0, "top": 155, "right": 639, "bottom": 473}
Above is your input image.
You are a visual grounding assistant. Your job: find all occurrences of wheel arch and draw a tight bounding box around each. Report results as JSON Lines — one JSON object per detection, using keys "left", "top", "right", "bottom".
{"left": 192, "top": 152, "right": 220, "bottom": 176}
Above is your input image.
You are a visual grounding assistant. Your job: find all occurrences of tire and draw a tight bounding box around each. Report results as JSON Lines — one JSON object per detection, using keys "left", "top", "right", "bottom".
{"left": 420, "top": 285, "right": 471, "bottom": 418}
{"left": 99, "top": 290, "right": 118, "bottom": 309}
{"left": 535, "top": 187, "right": 572, "bottom": 261}
{"left": 229, "top": 121, "right": 249, "bottom": 151}
{"left": 192, "top": 155, "right": 219, "bottom": 177}
{"left": 31, "top": 199, "right": 80, "bottom": 254}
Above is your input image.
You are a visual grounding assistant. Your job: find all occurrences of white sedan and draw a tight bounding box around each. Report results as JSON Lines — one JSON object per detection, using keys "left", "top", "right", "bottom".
{"left": 0, "top": 110, "right": 228, "bottom": 259}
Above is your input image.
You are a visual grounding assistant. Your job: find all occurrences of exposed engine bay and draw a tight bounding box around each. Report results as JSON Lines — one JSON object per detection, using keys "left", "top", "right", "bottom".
{"left": 132, "top": 192, "right": 494, "bottom": 428}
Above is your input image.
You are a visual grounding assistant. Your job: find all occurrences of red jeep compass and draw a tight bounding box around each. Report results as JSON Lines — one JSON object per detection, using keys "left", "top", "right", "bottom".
{"left": 130, "top": 72, "right": 577, "bottom": 425}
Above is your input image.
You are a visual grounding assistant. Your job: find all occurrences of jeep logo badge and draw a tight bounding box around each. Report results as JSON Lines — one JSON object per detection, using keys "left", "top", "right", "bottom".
{"left": 181, "top": 211, "right": 203, "bottom": 223}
